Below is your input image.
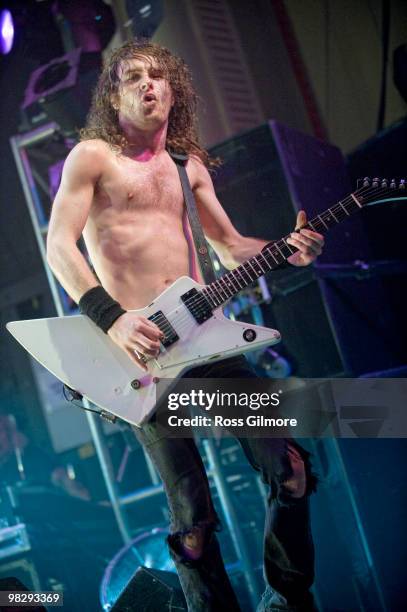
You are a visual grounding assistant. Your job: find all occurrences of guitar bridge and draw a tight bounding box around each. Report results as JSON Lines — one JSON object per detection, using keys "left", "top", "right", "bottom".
{"left": 181, "top": 288, "right": 213, "bottom": 324}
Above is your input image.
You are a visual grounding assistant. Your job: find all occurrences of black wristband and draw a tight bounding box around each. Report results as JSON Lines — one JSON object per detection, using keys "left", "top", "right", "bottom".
{"left": 261, "top": 241, "right": 293, "bottom": 269}
{"left": 78, "top": 286, "right": 126, "bottom": 333}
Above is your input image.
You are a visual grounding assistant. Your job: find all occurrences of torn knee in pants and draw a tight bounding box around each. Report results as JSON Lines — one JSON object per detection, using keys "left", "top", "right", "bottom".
{"left": 167, "top": 520, "right": 220, "bottom": 568}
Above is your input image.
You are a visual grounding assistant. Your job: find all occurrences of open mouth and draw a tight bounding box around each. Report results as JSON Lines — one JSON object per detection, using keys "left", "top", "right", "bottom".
{"left": 143, "top": 94, "right": 157, "bottom": 103}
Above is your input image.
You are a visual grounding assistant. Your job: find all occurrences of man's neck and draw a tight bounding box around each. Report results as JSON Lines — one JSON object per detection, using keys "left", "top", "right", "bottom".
{"left": 120, "top": 120, "right": 168, "bottom": 161}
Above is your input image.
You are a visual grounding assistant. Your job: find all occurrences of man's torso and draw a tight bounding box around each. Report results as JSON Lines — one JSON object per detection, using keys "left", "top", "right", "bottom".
{"left": 82, "top": 144, "right": 203, "bottom": 309}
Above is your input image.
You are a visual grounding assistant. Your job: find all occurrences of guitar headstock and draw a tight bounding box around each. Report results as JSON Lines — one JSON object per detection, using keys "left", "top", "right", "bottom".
{"left": 356, "top": 177, "right": 406, "bottom": 206}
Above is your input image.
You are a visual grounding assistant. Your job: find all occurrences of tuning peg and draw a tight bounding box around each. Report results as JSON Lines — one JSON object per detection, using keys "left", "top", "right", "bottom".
{"left": 400, "top": 179, "right": 406, "bottom": 190}
{"left": 363, "top": 177, "right": 370, "bottom": 187}
{"left": 372, "top": 177, "right": 380, "bottom": 187}
{"left": 390, "top": 179, "right": 396, "bottom": 189}
{"left": 381, "top": 179, "right": 388, "bottom": 188}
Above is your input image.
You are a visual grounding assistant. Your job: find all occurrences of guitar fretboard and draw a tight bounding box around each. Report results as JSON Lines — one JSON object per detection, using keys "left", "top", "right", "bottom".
{"left": 201, "top": 192, "right": 363, "bottom": 308}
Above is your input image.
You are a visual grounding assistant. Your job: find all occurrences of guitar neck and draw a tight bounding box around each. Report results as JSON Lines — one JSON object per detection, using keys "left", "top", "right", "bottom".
{"left": 202, "top": 190, "right": 363, "bottom": 308}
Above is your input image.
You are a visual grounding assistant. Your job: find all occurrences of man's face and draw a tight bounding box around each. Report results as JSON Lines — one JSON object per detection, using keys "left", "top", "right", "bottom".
{"left": 114, "top": 56, "right": 174, "bottom": 130}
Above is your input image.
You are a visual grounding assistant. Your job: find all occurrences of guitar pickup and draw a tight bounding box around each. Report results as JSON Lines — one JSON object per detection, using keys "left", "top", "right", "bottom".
{"left": 181, "top": 288, "right": 213, "bottom": 324}
{"left": 148, "top": 311, "right": 179, "bottom": 348}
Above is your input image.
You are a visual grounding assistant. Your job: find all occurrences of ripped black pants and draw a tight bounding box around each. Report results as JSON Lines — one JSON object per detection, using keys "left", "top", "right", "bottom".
{"left": 134, "top": 356, "right": 317, "bottom": 611}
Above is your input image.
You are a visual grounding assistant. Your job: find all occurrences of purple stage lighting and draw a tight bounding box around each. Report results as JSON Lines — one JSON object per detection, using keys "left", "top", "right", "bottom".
{"left": 0, "top": 9, "right": 14, "bottom": 55}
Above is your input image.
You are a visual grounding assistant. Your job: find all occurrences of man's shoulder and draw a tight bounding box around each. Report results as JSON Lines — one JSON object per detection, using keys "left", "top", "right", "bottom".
{"left": 186, "top": 154, "right": 204, "bottom": 169}
{"left": 63, "top": 139, "right": 113, "bottom": 181}
{"left": 186, "top": 155, "right": 212, "bottom": 189}
{"left": 69, "top": 138, "right": 113, "bottom": 162}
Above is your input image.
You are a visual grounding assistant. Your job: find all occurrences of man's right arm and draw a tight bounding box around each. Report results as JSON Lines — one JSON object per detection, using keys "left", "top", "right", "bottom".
{"left": 46, "top": 140, "right": 101, "bottom": 302}
{"left": 47, "top": 141, "right": 162, "bottom": 369}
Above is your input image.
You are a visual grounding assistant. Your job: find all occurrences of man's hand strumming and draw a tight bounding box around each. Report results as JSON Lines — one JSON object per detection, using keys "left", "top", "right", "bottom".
{"left": 107, "top": 313, "right": 164, "bottom": 371}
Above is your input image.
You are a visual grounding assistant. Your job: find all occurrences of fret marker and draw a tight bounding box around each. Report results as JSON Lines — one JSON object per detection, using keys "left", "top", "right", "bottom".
{"left": 256, "top": 257, "right": 266, "bottom": 273}
{"left": 227, "top": 274, "right": 239, "bottom": 292}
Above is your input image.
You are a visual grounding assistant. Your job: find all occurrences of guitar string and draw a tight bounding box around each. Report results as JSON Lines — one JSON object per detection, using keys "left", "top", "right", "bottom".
{"left": 145, "top": 183, "right": 401, "bottom": 341}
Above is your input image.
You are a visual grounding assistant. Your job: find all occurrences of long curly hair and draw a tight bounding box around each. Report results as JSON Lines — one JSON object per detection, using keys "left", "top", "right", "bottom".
{"left": 80, "top": 40, "right": 213, "bottom": 166}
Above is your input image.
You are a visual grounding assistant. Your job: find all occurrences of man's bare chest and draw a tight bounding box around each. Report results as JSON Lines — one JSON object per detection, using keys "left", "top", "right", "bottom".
{"left": 95, "top": 155, "right": 187, "bottom": 215}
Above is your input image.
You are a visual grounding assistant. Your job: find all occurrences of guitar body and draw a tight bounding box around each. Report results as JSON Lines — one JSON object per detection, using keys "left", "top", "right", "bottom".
{"left": 7, "top": 277, "right": 280, "bottom": 426}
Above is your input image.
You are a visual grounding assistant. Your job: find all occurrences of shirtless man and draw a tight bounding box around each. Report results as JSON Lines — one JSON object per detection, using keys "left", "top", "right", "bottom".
{"left": 47, "top": 41, "right": 323, "bottom": 612}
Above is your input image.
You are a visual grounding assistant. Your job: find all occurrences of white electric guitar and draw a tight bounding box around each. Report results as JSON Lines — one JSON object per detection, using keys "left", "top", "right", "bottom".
{"left": 7, "top": 178, "right": 405, "bottom": 426}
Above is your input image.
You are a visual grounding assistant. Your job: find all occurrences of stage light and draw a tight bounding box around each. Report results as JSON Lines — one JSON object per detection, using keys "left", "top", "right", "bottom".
{"left": 0, "top": 9, "right": 14, "bottom": 55}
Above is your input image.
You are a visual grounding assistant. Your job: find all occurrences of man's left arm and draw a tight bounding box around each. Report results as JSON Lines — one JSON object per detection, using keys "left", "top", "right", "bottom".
{"left": 191, "top": 160, "right": 324, "bottom": 269}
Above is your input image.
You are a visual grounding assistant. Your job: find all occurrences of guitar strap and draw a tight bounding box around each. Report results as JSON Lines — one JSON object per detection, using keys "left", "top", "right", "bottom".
{"left": 169, "top": 151, "right": 217, "bottom": 284}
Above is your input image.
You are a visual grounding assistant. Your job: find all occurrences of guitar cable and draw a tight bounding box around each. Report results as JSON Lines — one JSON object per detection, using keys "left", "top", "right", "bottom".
{"left": 62, "top": 384, "right": 118, "bottom": 423}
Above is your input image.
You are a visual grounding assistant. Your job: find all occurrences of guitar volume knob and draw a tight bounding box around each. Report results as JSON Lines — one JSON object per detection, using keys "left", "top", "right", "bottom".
{"left": 243, "top": 328, "right": 257, "bottom": 342}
